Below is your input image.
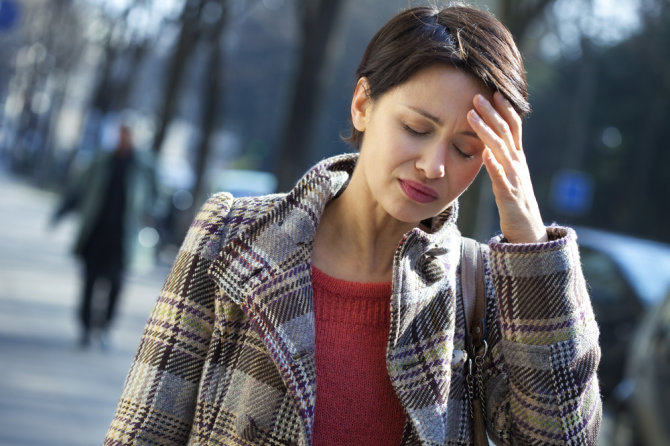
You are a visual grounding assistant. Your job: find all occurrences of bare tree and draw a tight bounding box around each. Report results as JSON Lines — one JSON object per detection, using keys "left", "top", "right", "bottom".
{"left": 5, "top": 0, "right": 83, "bottom": 179}
{"left": 192, "top": 0, "right": 227, "bottom": 211}
{"left": 150, "top": 0, "right": 204, "bottom": 155}
{"left": 274, "top": 0, "right": 344, "bottom": 191}
{"left": 627, "top": 1, "right": 669, "bottom": 235}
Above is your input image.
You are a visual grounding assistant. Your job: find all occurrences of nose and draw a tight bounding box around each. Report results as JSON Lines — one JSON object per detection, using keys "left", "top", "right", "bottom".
{"left": 415, "top": 143, "right": 446, "bottom": 179}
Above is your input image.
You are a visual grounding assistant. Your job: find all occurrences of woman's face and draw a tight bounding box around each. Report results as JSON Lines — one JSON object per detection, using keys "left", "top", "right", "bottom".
{"left": 352, "top": 64, "right": 492, "bottom": 224}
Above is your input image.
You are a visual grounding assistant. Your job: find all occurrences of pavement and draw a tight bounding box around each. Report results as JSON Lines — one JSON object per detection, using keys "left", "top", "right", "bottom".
{"left": 0, "top": 172, "right": 168, "bottom": 446}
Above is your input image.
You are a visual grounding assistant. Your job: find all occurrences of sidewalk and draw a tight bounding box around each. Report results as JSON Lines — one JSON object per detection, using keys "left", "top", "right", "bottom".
{"left": 0, "top": 173, "right": 168, "bottom": 446}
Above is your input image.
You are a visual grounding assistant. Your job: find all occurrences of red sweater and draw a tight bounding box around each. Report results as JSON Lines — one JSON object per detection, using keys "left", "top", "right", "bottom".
{"left": 311, "top": 266, "right": 406, "bottom": 446}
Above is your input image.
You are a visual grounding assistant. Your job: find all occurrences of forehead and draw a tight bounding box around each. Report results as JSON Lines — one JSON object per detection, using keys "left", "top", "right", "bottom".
{"left": 385, "top": 65, "right": 492, "bottom": 111}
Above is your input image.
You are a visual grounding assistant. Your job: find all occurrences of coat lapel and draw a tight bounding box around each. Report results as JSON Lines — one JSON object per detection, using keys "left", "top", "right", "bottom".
{"left": 208, "top": 154, "right": 356, "bottom": 443}
{"left": 386, "top": 217, "right": 463, "bottom": 445}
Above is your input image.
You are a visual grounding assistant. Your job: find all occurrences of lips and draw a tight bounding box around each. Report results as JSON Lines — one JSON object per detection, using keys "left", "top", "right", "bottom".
{"left": 398, "top": 179, "right": 438, "bottom": 203}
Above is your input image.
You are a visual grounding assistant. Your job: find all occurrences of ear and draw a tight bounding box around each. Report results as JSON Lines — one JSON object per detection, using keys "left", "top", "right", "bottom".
{"left": 351, "top": 77, "right": 372, "bottom": 132}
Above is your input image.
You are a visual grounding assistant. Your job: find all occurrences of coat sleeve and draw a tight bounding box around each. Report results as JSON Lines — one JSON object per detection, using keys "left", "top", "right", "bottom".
{"left": 50, "top": 156, "right": 98, "bottom": 224}
{"left": 104, "top": 192, "right": 233, "bottom": 446}
{"left": 483, "top": 226, "right": 602, "bottom": 445}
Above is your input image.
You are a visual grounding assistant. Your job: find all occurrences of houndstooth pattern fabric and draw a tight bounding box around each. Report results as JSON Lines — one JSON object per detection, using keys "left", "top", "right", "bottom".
{"left": 104, "top": 153, "right": 601, "bottom": 445}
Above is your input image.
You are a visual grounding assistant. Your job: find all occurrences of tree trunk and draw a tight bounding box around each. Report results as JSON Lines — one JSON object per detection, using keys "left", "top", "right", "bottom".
{"left": 628, "top": 7, "right": 669, "bottom": 235}
{"left": 275, "top": 0, "right": 344, "bottom": 191}
{"left": 117, "top": 41, "right": 150, "bottom": 110}
{"left": 191, "top": 0, "right": 227, "bottom": 212}
{"left": 150, "top": 0, "right": 203, "bottom": 155}
{"left": 565, "top": 38, "right": 595, "bottom": 171}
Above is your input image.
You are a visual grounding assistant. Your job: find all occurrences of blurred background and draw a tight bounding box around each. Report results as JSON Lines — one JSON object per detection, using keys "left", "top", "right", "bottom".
{"left": 1, "top": 0, "right": 670, "bottom": 444}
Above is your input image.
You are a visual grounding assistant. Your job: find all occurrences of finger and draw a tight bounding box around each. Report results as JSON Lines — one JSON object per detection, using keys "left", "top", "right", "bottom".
{"left": 482, "top": 148, "right": 513, "bottom": 197}
{"left": 467, "top": 109, "right": 513, "bottom": 167}
{"left": 473, "top": 94, "right": 516, "bottom": 154}
{"left": 493, "top": 92, "right": 522, "bottom": 150}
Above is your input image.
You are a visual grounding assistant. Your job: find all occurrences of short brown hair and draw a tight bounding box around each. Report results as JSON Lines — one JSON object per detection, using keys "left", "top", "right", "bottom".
{"left": 345, "top": 4, "right": 529, "bottom": 149}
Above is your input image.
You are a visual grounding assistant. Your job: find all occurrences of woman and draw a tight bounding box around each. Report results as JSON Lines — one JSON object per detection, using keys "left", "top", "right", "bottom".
{"left": 105, "top": 4, "right": 601, "bottom": 445}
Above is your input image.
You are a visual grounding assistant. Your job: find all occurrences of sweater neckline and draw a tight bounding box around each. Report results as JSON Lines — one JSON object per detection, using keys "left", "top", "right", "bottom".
{"left": 311, "top": 266, "right": 391, "bottom": 298}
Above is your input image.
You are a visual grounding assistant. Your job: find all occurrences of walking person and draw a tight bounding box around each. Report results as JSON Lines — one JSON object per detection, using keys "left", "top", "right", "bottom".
{"left": 105, "top": 4, "right": 601, "bottom": 444}
{"left": 52, "top": 124, "right": 156, "bottom": 348}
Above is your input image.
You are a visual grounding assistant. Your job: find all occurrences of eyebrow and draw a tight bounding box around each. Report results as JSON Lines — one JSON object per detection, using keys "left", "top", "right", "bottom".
{"left": 406, "top": 105, "right": 480, "bottom": 139}
{"left": 407, "top": 105, "right": 442, "bottom": 124}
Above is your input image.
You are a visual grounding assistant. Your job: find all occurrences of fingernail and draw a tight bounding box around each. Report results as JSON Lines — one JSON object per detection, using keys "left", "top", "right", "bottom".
{"left": 469, "top": 110, "right": 481, "bottom": 121}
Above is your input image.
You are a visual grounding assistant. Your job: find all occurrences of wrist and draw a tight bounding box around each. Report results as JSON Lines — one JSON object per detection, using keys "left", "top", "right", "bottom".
{"left": 505, "top": 226, "right": 548, "bottom": 244}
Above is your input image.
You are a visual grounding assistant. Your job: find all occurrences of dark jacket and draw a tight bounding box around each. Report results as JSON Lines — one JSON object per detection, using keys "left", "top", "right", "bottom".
{"left": 54, "top": 149, "right": 156, "bottom": 268}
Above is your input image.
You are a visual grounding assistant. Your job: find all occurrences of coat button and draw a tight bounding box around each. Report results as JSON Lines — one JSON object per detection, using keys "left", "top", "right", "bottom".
{"left": 425, "top": 246, "right": 448, "bottom": 257}
{"left": 419, "top": 255, "right": 445, "bottom": 284}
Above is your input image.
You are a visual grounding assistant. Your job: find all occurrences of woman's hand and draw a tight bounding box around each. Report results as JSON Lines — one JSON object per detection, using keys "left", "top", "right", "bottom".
{"left": 466, "top": 92, "right": 548, "bottom": 244}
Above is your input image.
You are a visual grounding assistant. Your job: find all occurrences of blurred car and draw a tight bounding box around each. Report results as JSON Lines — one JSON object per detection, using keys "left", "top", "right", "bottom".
{"left": 609, "top": 290, "right": 670, "bottom": 446}
{"left": 575, "top": 227, "right": 670, "bottom": 400}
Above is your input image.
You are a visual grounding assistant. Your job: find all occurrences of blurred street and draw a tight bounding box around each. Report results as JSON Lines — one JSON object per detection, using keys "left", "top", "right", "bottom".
{"left": 0, "top": 171, "right": 167, "bottom": 446}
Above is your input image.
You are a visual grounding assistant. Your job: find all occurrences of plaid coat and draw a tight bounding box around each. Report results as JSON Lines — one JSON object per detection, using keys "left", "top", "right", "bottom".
{"left": 105, "top": 154, "right": 601, "bottom": 445}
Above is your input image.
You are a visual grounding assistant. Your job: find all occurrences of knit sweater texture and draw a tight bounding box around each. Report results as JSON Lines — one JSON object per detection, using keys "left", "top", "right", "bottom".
{"left": 311, "top": 266, "right": 405, "bottom": 445}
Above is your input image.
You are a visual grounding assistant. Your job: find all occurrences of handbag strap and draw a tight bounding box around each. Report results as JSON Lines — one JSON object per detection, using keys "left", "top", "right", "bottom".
{"left": 461, "top": 237, "right": 485, "bottom": 346}
{"left": 461, "top": 237, "right": 489, "bottom": 446}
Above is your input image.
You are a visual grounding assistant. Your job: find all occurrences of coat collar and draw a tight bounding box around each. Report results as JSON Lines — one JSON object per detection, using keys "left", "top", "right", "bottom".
{"left": 209, "top": 152, "right": 461, "bottom": 307}
{"left": 208, "top": 153, "right": 464, "bottom": 445}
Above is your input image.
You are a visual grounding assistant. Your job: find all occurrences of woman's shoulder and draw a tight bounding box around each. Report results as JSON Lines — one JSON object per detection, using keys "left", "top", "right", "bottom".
{"left": 199, "top": 191, "right": 287, "bottom": 219}
{"left": 189, "top": 191, "right": 288, "bottom": 260}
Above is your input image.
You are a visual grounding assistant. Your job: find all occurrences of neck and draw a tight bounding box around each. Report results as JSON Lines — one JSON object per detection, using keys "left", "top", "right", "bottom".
{"left": 313, "top": 166, "right": 420, "bottom": 282}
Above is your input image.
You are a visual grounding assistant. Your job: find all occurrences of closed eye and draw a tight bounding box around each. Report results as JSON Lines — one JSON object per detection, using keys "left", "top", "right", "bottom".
{"left": 403, "top": 124, "right": 429, "bottom": 137}
{"left": 454, "top": 145, "right": 474, "bottom": 160}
